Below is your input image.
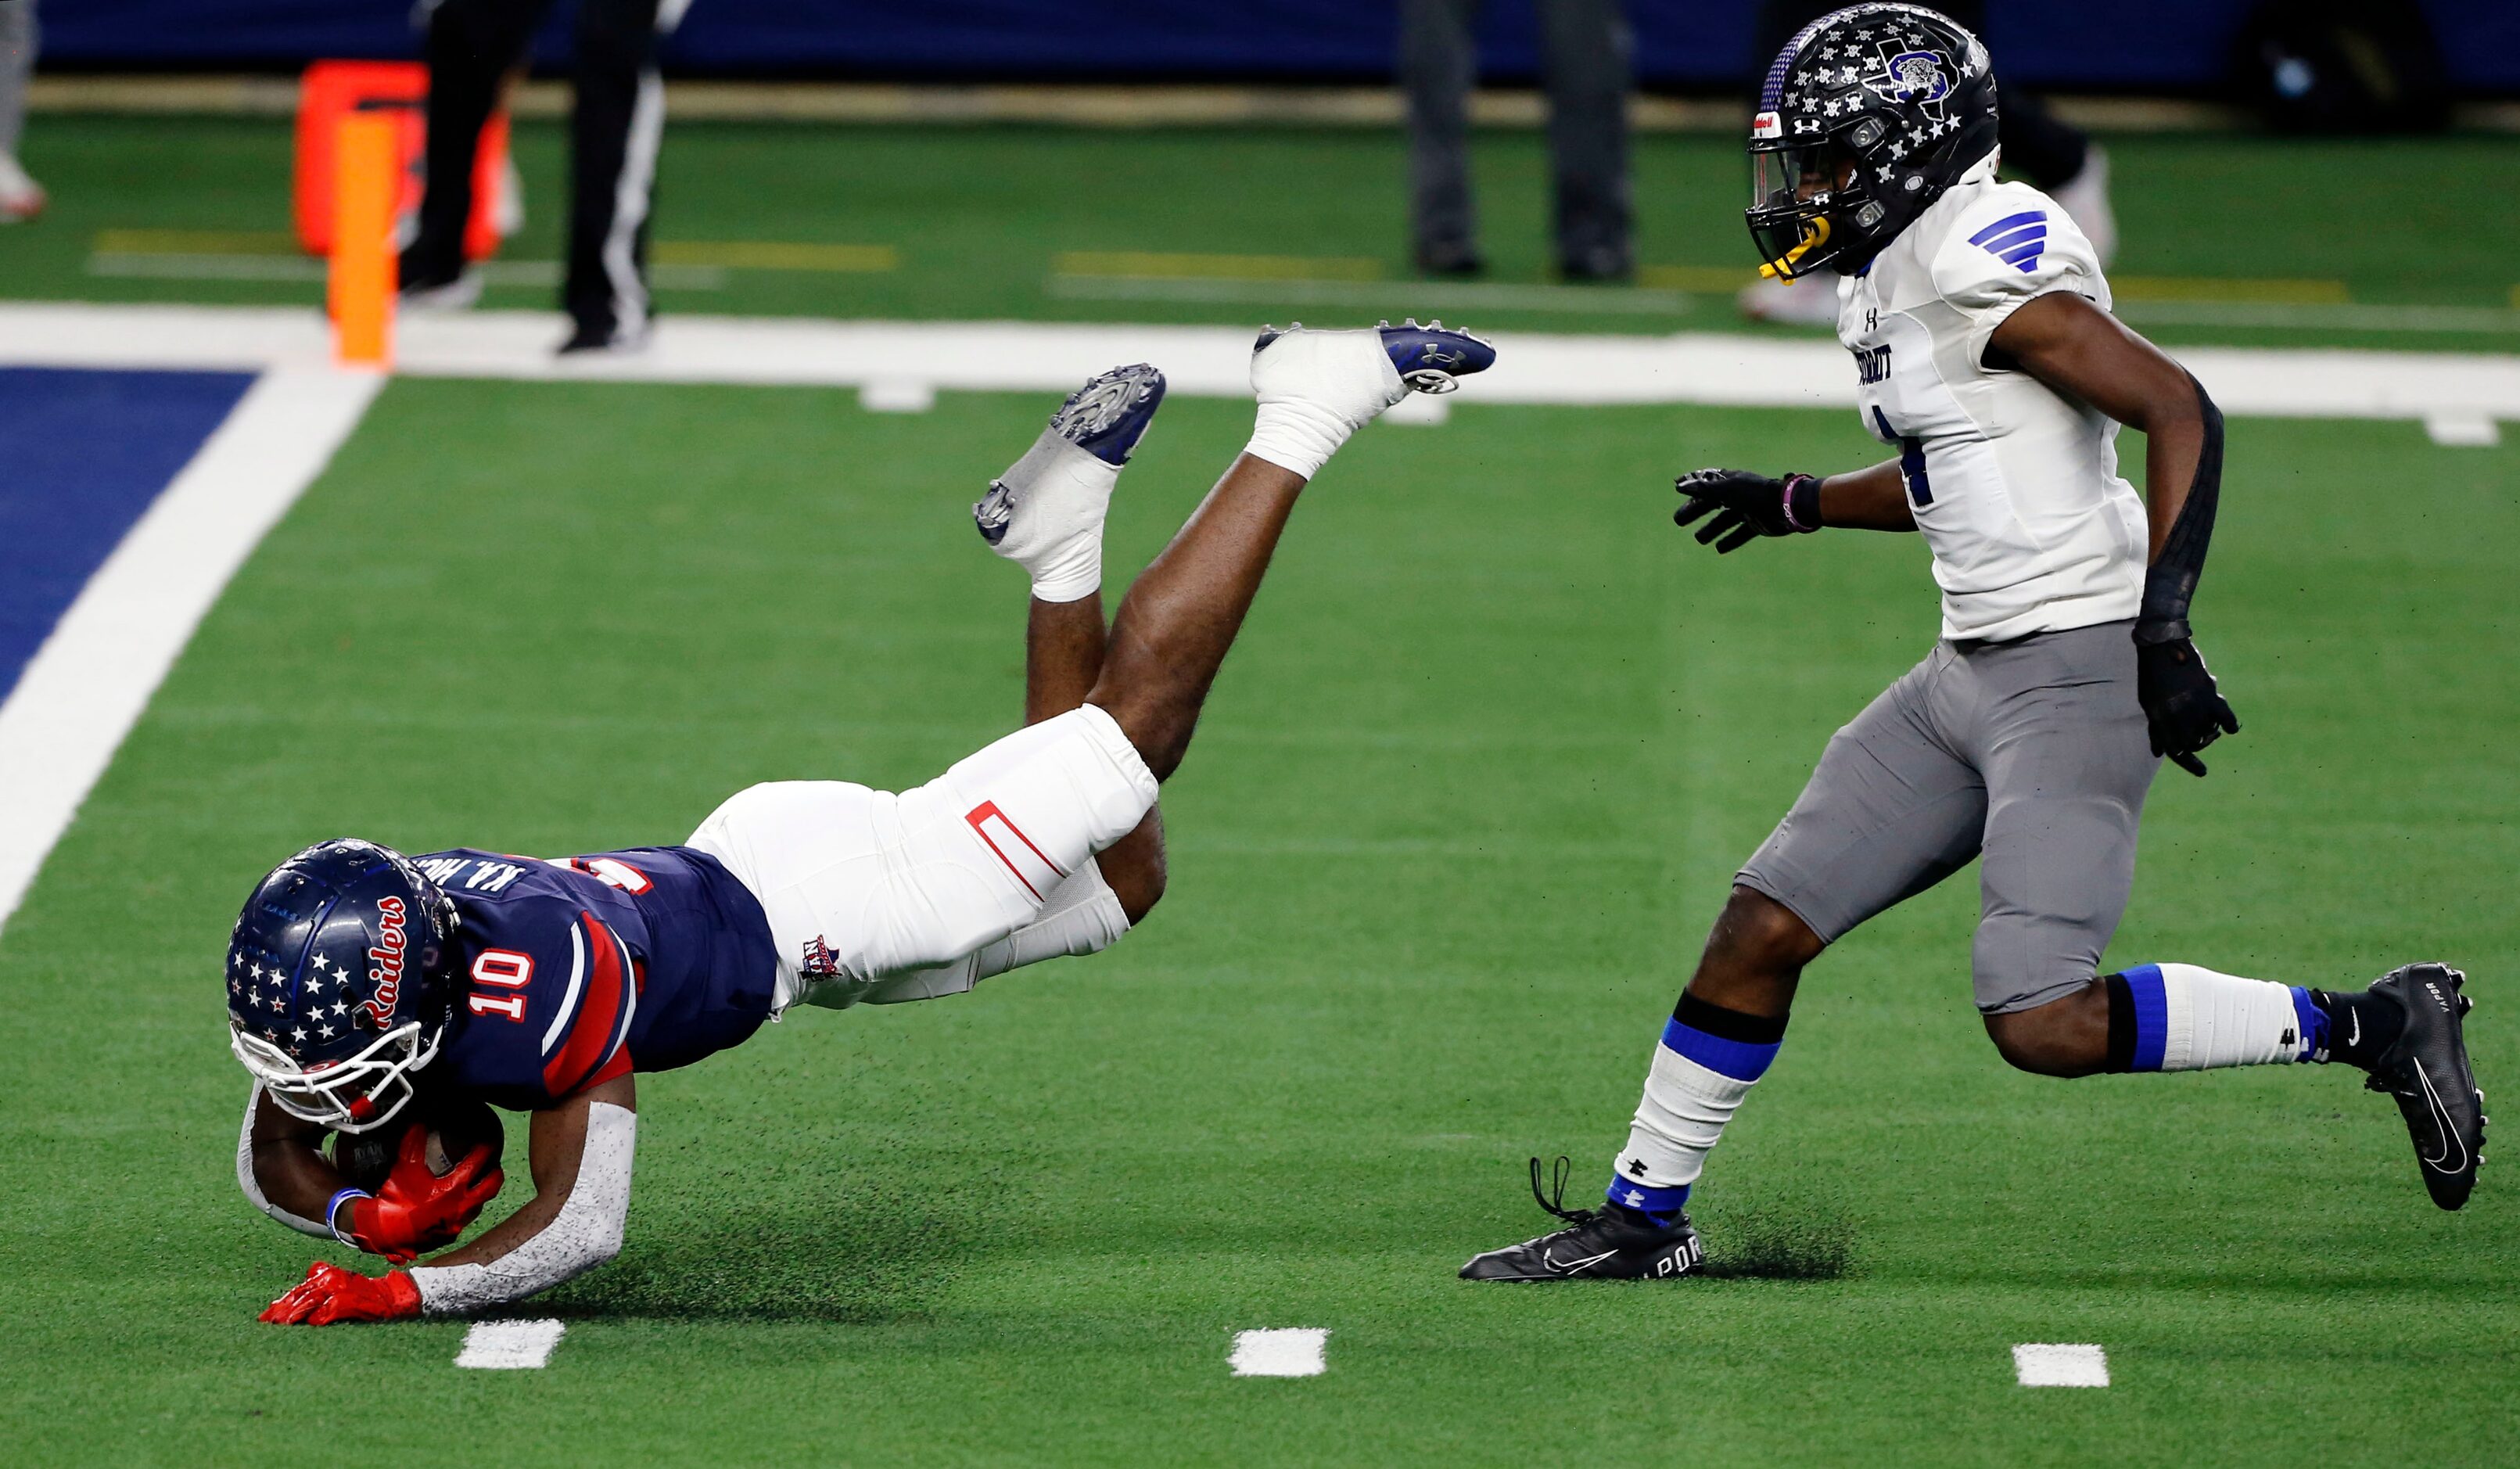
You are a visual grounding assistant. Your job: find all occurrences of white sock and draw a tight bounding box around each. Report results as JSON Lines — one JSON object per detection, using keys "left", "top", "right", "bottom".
{"left": 1606, "top": 1012, "right": 1782, "bottom": 1219}
{"left": 1241, "top": 327, "right": 1408, "bottom": 481}
{"left": 2115, "top": 961, "right": 2317, "bottom": 1071}
{"left": 978, "top": 429, "right": 1121, "bottom": 603}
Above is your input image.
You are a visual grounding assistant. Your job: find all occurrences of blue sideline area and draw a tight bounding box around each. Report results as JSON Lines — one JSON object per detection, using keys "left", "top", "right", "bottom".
{"left": 38, "top": 0, "right": 2520, "bottom": 94}
{"left": 0, "top": 368, "right": 256, "bottom": 702}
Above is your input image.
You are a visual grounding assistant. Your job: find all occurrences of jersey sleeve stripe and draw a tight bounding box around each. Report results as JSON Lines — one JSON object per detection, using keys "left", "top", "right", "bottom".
{"left": 1966, "top": 209, "right": 2046, "bottom": 245}
{"left": 542, "top": 914, "right": 630, "bottom": 1097}
{"left": 540, "top": 920, "right": 589, "bottom": 1058}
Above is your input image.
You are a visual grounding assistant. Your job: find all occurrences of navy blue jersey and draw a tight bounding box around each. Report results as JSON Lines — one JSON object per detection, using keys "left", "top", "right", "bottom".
{"left": 411, "top": 846, "right": 778, "bottom": 1112}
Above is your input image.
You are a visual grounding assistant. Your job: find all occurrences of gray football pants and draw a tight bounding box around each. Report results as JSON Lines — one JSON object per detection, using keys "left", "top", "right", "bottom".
{"left": 1736, "top": 619, "right": 2160, "bottom": 1015}
{"left": 1402, "top": 0, "right": 1632, "bottom": 273}
{"left": 0, "top": 0, "right": 34, "bottom": 159}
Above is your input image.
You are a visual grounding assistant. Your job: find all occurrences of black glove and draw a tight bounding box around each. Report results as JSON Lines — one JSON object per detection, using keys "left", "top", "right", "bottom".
{"left": 1672, "top": 469, "right": 1820, "bottom": 553}
{"left": 2135, "top": 635, "right": 2241, "bottom": 777}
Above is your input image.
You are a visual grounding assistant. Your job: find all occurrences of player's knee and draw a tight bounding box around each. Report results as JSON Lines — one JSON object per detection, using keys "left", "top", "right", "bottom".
{"left": 1079, "top": 689, "right": 1176, "bottom": 782}
{"left": 1982, "top": 982, "right": 2110, "bottom": 1077}
{"left": 1706, "top": 887, "right": 1824, "bottom": 976}
{"left": 1106, "top": 850, "right": 1165, "bottom": 926}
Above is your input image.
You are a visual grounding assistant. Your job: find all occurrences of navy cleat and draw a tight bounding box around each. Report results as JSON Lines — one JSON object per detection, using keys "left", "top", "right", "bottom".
{"left": 2363, "top": 963, "right": 2486, "bottom": 1210}
{"left": 1250, "top": 319, "right": 1496, "bottom": 395}
{"left": 1048, "top": 362, "right": 1167, "bottom": 465}
{"left": 1459, "top": 1158, "right": 1704, "bottom": 1282}
{"left": 1378, "top": 318, "right": 1496, "bottom": 393}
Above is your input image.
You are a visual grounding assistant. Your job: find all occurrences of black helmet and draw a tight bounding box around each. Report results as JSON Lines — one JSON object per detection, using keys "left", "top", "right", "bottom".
{"left": 225, "top": 838, "right": 461, "bottom": 1132}
{"left": 1746, "top": 4, "right": 2000, "bottom": 281}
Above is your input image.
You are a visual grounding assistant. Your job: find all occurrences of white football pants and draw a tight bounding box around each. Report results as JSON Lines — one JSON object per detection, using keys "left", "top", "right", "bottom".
{"left": 687, "top": 703, "right": 1157, "bottom": 1012}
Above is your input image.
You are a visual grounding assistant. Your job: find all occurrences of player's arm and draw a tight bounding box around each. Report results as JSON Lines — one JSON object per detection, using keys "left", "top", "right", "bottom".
{"left": 260, "top": 1075, "right": 634, "bottom": 1326}
{"left": 1986, "top": 291, "right": 2240, "bottom": 774}
{"left": 239, "top": 1084, "right": 346, "bottom": 1239}
{"left": 242, "top": 1084, "right": 503, "bottom": 1262}
{"left": 1671, "top": 458, "right": 1913, "bottom": 551}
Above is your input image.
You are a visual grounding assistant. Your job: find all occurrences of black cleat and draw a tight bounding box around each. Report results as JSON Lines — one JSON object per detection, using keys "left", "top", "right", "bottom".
{"left": 2363, "top": 963, "right": 2485, "bottom": 1210}
{"left": 1459, "top": 1158, "right": 1704, "bottom": 1281}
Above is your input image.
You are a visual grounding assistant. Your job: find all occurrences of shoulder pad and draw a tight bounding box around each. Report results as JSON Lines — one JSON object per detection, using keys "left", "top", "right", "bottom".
{"left": 1927, "top": 183, "right": 2101, "bottom": 316}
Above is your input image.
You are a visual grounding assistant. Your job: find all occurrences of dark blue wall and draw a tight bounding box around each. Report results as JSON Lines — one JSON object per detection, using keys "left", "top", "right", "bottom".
{"left": 37, "top": 1, "right": 2520, "bottom": 95}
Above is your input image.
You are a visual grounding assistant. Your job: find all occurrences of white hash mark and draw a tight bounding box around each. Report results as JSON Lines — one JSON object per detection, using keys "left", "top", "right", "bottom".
{"left": 1229, "top": 1327, "right": 1327, "bottom": 1378}
{"left": 2013, "top": 1342, "right": 2109, "bottom": 1388}
{"left": 456, "top": 1319, "right": 567, "bottom": 1370}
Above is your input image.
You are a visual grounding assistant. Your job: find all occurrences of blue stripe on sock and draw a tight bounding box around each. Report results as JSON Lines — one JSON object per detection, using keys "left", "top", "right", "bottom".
{"left": 2290, "top": 985, "right": 2327, "bottom": 1063}
{"left": 2124, "top": 964, "right": 2169, "bottom": 1072}
{"left": 1605, "top": 1177, "right": 1689, "bottom": 1221}
{"left": 1658, "top": 1016, "right": 1781, "bottom": 1082}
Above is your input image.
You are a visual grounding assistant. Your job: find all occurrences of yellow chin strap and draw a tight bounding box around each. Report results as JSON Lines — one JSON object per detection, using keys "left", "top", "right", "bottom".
{"left": 1758, "top": 214, "right": 1832, "bottom": 280}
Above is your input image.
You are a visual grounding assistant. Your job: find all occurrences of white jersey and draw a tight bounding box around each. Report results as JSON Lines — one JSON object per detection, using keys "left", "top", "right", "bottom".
{"left": 1836, "top": 156, "right": 2148, "bottom": 642}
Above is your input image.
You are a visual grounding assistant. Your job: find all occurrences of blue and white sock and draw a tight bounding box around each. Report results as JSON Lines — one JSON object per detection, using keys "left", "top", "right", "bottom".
{"left": 1607, "top": 993, "right": 1786, "bottom": 1223}
{"left": 2104, "top": 962, "right": 2326, "bottom": 1071}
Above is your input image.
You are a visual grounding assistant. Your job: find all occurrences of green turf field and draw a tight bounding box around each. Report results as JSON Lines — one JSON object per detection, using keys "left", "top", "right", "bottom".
{"left": 2, "top": 115, "right": 2517, "bottom": 351}
{"left": 0, "top": 364, "right": 2515, "bottom": 1462}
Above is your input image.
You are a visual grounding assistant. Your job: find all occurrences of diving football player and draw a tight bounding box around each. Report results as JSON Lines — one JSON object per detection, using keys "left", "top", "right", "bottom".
{"left": 228, "top": 322, "right": 1497, "bottom": 1324}
{"left": 1461, "top": 3, "right": 2481, "bottom": 1282}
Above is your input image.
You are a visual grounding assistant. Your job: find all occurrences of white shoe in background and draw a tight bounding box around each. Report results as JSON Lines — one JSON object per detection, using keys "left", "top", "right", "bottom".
{"left": 2052, "top": 143, "right": 2117, "bottom": 267}
{"left": 493, "top": 152, "right": 526, "bottom": 240}
{"left": 0, "top": 153, "right": 46, "bottom": 223}
{"left": 1736, "top": 275, "right": 1840, "bottom": 328}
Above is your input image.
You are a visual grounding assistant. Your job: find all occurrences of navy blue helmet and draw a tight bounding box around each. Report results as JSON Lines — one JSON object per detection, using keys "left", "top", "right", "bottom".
{"left": 1746, "top": 4, "right": 2000, "bottom": 281}
{"left": 226, "top": 839, "right": 460, "bottom": 1132}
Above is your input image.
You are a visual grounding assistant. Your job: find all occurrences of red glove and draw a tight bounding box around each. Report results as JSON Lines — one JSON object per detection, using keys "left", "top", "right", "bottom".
{"left": 343, "top": 1127, "right": 504, "bottom": 1263}
{"left": 260, "top": 1261, "right": 423, "bottom": 1326}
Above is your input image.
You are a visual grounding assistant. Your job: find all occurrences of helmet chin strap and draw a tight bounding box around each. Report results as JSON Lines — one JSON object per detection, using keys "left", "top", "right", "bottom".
{"left": 1759, "top": 214, "right": 1833, "bottom": 280}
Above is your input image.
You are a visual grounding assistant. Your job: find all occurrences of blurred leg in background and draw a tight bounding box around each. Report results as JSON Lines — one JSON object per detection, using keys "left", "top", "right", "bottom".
{"left": 1403, "top": 0, "right": 1634, "bottom": 282}
{"left": 1402, "top": 0, "right": 1484, "bottom": 276}
{"left": 404, "top": 0, "right": 549, "bottom": 307}
{"left": 1737, "top": 0, "right": 2117, "bottom": 325}
{"left": 0, "top": 0, "right": 43, "bottom": 221}
{"left": 560, "top": 0, "right": 684, "bottom": 354}
{"left": 402, "top": 0, "right": 687, "bottom": 353}
{"left": 1538, "top": 0, "right": 1634, "bottom": 282}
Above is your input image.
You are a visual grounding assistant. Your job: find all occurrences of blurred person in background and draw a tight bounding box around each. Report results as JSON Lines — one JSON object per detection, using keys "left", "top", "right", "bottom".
{"left": 1738, "top": 0, "right": 2116, "bottom": 325}
{"left": 399, "top": 0, "right": 692, "bottom": 355}
{"left": 0, "top": 0, "right": 41, "bottom": 221}
{"left": 1404, "top": 0, "right": 1635, "bottom": 282}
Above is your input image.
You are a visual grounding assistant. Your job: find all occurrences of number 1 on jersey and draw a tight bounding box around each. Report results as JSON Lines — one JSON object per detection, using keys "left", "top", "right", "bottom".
{"left": 1870, "top": 407, "right": 1933, "bottom": 508}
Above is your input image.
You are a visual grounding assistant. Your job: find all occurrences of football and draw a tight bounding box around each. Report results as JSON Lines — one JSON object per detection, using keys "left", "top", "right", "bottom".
{"left": 328, "top": 1094, "right": 504, "bottom": 1193}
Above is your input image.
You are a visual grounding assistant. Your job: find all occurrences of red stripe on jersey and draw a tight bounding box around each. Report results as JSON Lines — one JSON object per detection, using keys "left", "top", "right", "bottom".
{"left": 583, "top": 1044, "right": 633, "bottom": 1090}
{"left": 544, "top": 913, "right": 629, "bottom": 1098}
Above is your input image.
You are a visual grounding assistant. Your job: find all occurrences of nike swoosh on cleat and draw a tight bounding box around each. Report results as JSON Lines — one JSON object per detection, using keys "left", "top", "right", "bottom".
{"left": 1542, "top": 1248, "right": 1617, "bottom": 1275}
{"left": 2413, "top": 1061, "right": 2469, "bottom": 1173}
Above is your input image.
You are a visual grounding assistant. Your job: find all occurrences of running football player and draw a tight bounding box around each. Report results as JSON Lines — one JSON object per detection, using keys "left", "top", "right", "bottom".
{"left": 1460, "top": 4, "right": 2482, "bottom": 1283}
{"left": 232, "top": 321, "right": 1496, "bottom": 1324}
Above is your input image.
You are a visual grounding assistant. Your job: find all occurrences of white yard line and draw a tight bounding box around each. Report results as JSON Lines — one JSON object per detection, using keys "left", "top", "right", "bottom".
{"left": 1229, "top": 1327, "right": 1328, "bottom": 1377}
{"left": 454, "top": 1319, "right": 568, "bottom": 1370}
{"left": 2013, "top": 1343, "right": 2110, "bottom": 1388}
{"left": 0, "top": 365, "right": 382, "bottom": 936}
{"left": 0, "top": 303, "right": 2513, "bottom": 428}
{"left": 1052, "top": 271, "right": 2520, "bottom": 336}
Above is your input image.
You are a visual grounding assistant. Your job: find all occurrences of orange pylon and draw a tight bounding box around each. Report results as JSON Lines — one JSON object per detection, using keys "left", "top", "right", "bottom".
{"left": 329, "top": 110, "right": 398, "bottom": 368}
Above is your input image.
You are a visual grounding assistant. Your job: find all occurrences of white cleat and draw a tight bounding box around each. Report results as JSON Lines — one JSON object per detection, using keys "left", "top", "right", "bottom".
{"left": 1736, "top": 275, "right": 1840, "bottom": 327}
{"left": 0, "top": 153, "right": 46, "bottom": 223}
{"left": 1241, "top": 319, "right": 1495, "bottom": 480}
{"left": 975, "top": 365, "right": 1165, "bottom": 603}
{"left": 2051, "top": 143, "right": 2118, "bottom": 268}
